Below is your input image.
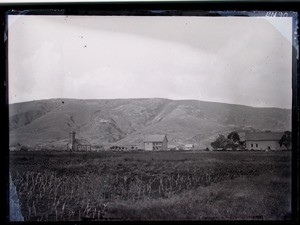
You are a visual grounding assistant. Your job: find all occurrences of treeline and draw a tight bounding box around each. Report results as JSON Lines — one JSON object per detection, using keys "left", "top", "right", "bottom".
{"left": 211, "top": 131, "right": 245, "bottom": 150}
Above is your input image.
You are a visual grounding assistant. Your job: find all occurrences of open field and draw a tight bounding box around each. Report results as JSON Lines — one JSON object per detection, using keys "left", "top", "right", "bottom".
{"left": 10, "top": 150, "right": 291, "bottom": 221}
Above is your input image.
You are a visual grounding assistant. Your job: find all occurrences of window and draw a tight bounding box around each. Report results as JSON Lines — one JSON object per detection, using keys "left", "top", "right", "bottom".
{"left": 251, "top": 144, "right": 253, "bottom": 147}
{"left": 256, "top": 144, "right": 258, "bottom": 147}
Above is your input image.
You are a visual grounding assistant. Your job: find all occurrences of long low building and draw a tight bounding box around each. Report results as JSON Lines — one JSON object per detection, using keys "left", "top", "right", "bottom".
{"left": 110, "top": 145, "right": 139, "bottom": 150}
{"left": 245, "top": 131, "right": 287, "bottom": 151}
{"left": 184, "top": 144, "right": 194, "bottom": 150}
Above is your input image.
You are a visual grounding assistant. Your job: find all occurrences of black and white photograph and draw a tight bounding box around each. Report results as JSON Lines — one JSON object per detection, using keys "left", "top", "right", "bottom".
{"left": 8, "top": 11, "right": 295, "bottom": 221}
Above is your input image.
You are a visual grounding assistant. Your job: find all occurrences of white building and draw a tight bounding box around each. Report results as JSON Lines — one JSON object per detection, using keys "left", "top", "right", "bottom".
{"left": 184, "top": 144, "right": 194, "bottom": 150}
{"left": 143, "top": 134, "right": 168, "bottom": 151}
{"left": 245, "top": 131, "right": 287, "bottom": 151}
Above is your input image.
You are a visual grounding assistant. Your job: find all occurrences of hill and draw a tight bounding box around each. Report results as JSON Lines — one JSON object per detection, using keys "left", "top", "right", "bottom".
{"left": 9, "top": 98, "right": 291, "bottom": 149}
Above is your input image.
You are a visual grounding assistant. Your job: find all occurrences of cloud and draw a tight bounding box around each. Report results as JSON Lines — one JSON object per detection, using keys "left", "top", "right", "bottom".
{"left": 9, "top": 41, "right": 63, "bottom": 102}
{"left": 58, "top": 30, "right": 228, "bottom": 101}
{"left": 8, "top": 15, "right": 293, "bottom": 109}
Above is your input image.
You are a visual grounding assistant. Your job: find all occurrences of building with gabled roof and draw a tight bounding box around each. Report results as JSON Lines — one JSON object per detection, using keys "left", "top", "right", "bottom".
{"left": 143, "top": 134, "right": 168, "bottom": 151}
{"left": 245, "top": 131, "right": 286, "bottom": 151}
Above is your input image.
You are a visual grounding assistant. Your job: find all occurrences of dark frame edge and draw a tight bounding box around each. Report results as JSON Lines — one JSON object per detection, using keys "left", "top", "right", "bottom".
{"left": 0, "top": 5, "right": 9, "bottom": 225}
{"left": 292, "top": 14, "right": 300, "bottom": 225}
{"left": 0, "top": 1, "right": 299, "bottom": 224}
{"left": 0, "top": 1, "right": 300, "bottom": 12}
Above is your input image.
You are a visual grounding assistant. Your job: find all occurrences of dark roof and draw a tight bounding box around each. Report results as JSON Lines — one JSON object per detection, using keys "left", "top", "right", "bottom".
{"left": 245, "top": 132, "right": 283, "bottom": 141}
{"left": 144, "top": 135, "right": 167, "bottom": 142}
{"left": 74, "top": 139, "right": 91, "bottom": 146}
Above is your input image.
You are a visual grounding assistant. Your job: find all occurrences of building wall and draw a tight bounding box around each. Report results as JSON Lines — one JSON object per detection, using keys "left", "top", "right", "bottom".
{"left": 73, "top": 142, "right": 78, "bottom": 151}
{"left": 69, "top": 132, "right": 75, "bottom": 150}
{"left": 184, "top": 145, "right": 194, "bottom": 150}
{"left": 162, "top": 138, "right": 167, "bottom": 151}
{"left": 153, "top": 142, "right": 163, "bottom": 150}
{"left": 144, "top": 137, "right": 168, "bottom": 151}
{"left": 67, "top": 143, "right": 72, "bottom": 151}
{"left": 77, "top": 145, "right": 91, "bottom": 151}
{"left": 144, "top": 142, "right": 153, "bottom": 151}
{"left": 246, "top": 140, "right": 287, "bottom": 150}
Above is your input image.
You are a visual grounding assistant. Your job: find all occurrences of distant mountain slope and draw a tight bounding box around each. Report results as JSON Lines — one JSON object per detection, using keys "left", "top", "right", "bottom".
{"left": 9, "top": 98, "right": 291, "bottom": 149}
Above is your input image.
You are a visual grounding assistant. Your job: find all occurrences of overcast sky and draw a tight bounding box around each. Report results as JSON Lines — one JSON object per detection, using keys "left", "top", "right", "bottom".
{"left": 8, "top": 15, "right": 293, "bottom": 108}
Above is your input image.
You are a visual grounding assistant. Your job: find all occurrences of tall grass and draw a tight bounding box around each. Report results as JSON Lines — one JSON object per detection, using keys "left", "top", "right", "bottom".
{"left": 10, "top": 151, "right": 291, "bottom": 221}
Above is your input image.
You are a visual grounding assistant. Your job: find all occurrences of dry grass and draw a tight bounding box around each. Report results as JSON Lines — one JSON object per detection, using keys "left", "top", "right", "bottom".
{"left": 10, "top": 150, "right": 291, "bottom": 221}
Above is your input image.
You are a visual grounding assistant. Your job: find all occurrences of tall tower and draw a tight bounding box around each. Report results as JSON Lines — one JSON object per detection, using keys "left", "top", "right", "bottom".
{"left": 69, "top": 131, "right": 76, "bottom": 151}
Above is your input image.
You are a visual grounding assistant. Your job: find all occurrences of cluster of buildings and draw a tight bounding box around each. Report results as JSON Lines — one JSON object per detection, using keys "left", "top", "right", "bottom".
{"left": 107, "top": 135, "right": 194, "bottom": 151}
{"left": 10, "top": 130, "right": 290, "bottom": 152}
{"left": 66, "top": 133, "right": 192, "bottom": 152}
{"left": 65, "top": 131, "right": 290, "bottom": 152}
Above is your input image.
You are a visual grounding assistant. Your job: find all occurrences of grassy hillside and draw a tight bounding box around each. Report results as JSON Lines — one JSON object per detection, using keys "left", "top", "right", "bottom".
{"left": 9, "top": 98, "right": 291, "bottom": 148}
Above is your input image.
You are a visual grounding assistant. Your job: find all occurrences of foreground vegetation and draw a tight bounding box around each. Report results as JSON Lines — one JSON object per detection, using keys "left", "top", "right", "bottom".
{"left": 10, "top": 150, "right": 291, "bottom": 221}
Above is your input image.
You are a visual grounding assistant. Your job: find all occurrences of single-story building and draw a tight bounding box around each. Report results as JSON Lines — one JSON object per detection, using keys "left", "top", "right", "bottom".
{"left": 68, "top": 131, "right": 91, "bottom": 151}
{"left": 144, "top": 134, "right": 168, "bottom": 151}
{"left": 35, "top": 144, "right": 46, "bottom": 151}
{"left": 9, "top": 143, "right": 22, "bottom": 151}
{"left": 245, "top": 131, "right": 287, "bottom": 151}
{"left": 184, "top": 144, "right": 194, "bottom": 150}
{"left": 167, "top": 144, "right": 179, "bottom": 151}
{"left": 110, "top": 145, "right": 139, "bottom": 151}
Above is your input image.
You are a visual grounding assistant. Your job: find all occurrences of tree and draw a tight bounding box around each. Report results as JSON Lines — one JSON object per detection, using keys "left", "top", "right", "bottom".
{"left": 279, "top": 131, "right": 292, "bottom": 150}
{"left": 227, "top": 131, "right": 240, "bottom": 144}
{"left": 211, "top": 132, "right": 244, "bottom": 150}
{"left": 211, "top": 135, "right": 229, "bottom": 150}
{"left": 239, "top": 140, "right": 246, "bottom": 149}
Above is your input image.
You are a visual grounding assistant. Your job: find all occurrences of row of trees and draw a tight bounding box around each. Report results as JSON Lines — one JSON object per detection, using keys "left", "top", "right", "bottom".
{"left": 211, "top": 131, "right": 245, "bottom": 150}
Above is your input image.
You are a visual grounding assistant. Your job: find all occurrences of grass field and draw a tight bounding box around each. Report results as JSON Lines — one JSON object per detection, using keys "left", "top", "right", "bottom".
{"left": 9, "top": 150, "right": 291, "bottom": 221}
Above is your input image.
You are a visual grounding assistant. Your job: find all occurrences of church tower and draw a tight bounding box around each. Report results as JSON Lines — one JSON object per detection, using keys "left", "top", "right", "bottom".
{"left": 69, "top": 131, "right": 76, "bottom": 151}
